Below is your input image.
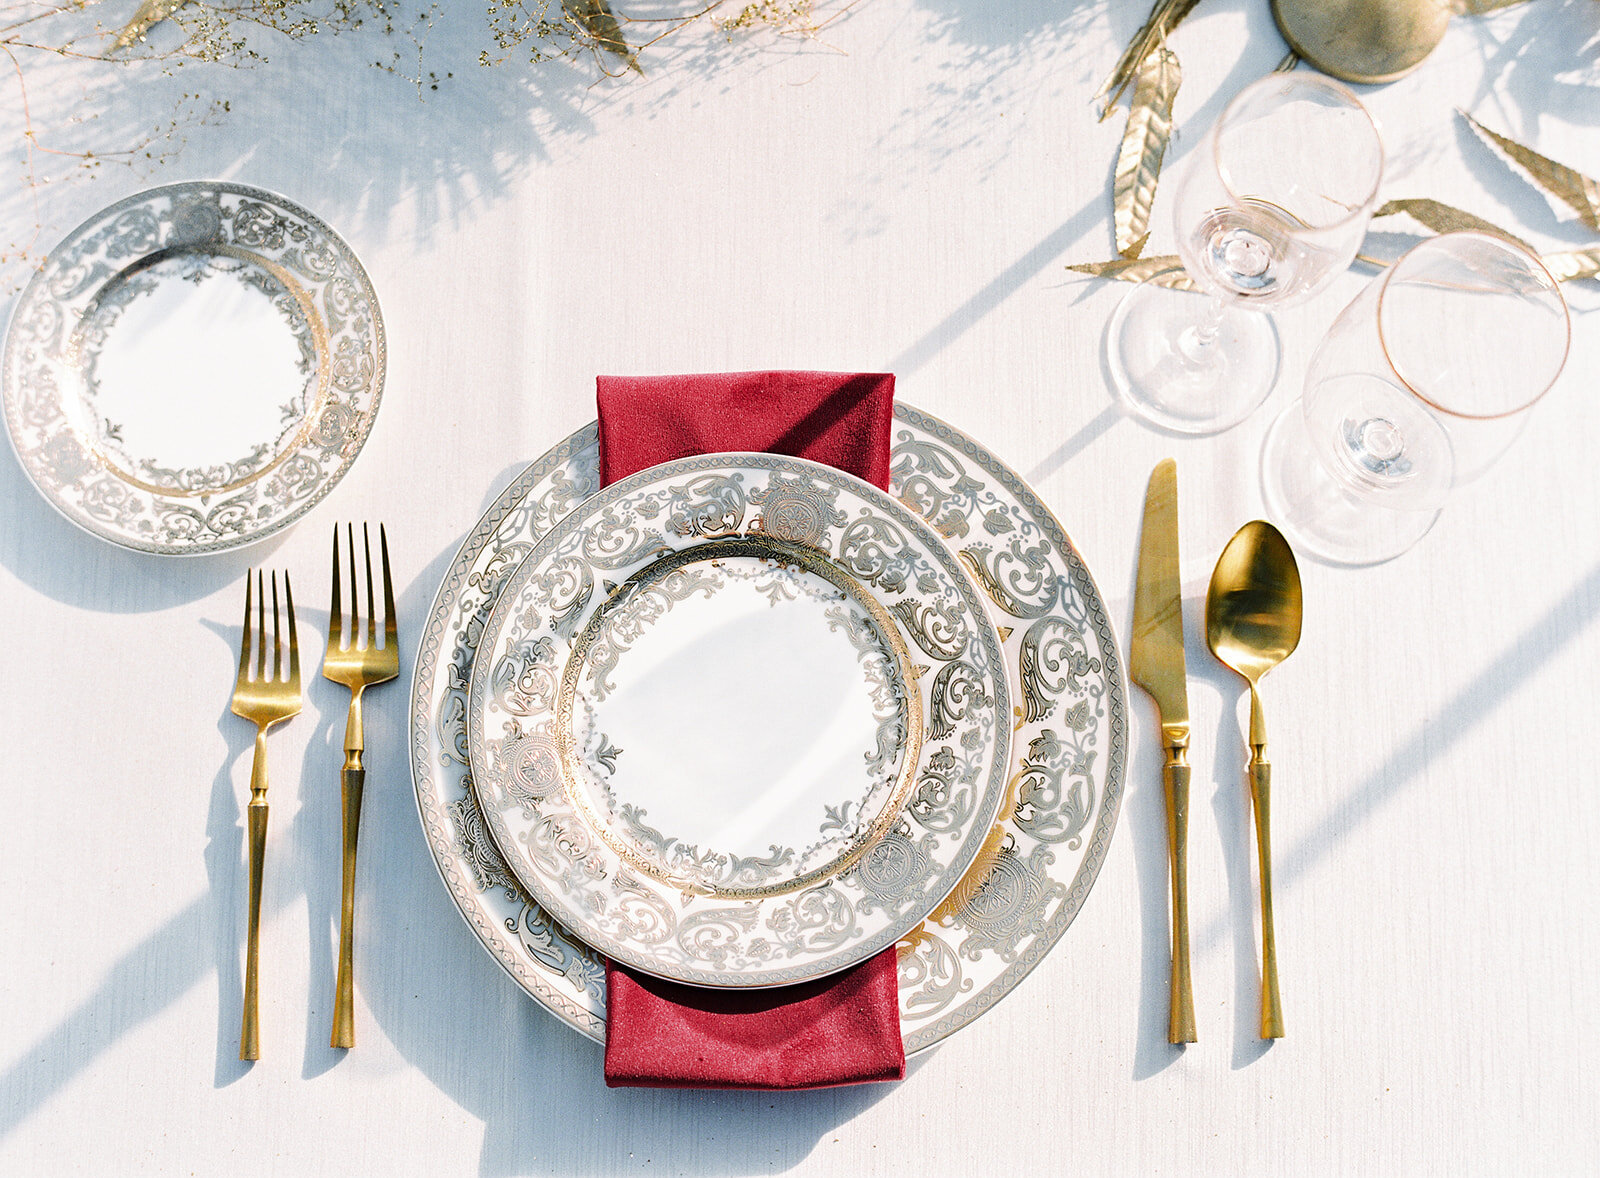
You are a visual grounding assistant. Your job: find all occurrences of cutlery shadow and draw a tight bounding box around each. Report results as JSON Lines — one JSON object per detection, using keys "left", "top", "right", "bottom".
{"left": 293, "top": 634, "right": 349, "bottom": 1080}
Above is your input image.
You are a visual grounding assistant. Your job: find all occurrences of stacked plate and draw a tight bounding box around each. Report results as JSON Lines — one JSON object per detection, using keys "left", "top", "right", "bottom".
{"left": 410, "top": 405, "right": 1127, "bottom": 1054}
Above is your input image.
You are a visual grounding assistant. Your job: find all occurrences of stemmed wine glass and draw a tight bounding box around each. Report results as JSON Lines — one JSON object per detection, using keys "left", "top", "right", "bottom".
{"left": 1109, "top": 73, "right": 1385, "bottom": 435}
{"left": 1262, "top": 231, "right": 1570, "bottom": 566}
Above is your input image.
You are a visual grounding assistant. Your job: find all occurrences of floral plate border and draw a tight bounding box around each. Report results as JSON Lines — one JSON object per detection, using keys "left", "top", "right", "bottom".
{"left": 409, "top": 404, "right": 1126, "bottom": 1053}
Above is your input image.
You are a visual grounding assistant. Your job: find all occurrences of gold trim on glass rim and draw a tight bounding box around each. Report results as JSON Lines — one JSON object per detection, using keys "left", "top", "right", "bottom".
{"left": 1373, "top": 230, "right": 1571, "bottom": 423}
{"left": 553, "top": 534, "right": 926, "bottom": 901}
{"left": 62, "top": 242, "right": 333, "bottom": 498}
{"left": 1211, "top": 73, "right": 1384, "bottom": 234}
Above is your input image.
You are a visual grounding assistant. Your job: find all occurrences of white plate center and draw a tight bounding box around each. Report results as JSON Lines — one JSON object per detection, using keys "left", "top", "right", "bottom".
{"left": 76, "top": 251, "right": 316, "bottom": 485}
{"left": 575, "top": 555, "right": 904, "bottom": 879}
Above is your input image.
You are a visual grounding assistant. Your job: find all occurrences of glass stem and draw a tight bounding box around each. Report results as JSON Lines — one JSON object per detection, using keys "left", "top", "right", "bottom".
{"left": 1176, "top": 296, "right": 1228, "bottom": 366}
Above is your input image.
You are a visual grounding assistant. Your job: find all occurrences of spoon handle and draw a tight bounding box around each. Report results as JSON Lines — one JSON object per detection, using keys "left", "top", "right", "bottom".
{"left": 1164, "top": 750, "right": 1198, "bottom": 1044}
{"left": 1250, "top": 753, "right": 1285, "bottom": 1039}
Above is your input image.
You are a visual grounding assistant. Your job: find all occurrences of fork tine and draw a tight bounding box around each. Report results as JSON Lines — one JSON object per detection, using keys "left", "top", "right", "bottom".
{"left": 347, "top": 523, "right": 359, "bottom": 650}
{"left": 256, "top": 569, "right": 266, "bottom": 680}
{"left": 328, "top": 525, "right": 343, "bottom": 652}
{"left": 380, "top": 524, "right": 396, "bottom": 645}
{"left": 237, "top": 571, "right": 254, "bottom": 685}
{"left": 363, "top": 523, "right": 377, "bottom": 649}
{"left": 285, "top": 572, "right": 300, "bottom": 685}
{"left": 271, "top": 571, "right": 282, "bottom": 682}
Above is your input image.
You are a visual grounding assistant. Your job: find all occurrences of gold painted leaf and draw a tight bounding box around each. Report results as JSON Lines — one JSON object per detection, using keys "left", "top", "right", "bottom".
{"left": 1114, "top": 47, "right": 1181, "bottom": 260}
{"left": 1462, "top": 112, "right": 1600, "bottom": 231}
{"left": 1095, "top": 0, "right": 1201, "bottom": 117}
{"left": 565, "top": 0, "right": 642, "bottom": 74}
{"left": 1372, "top": 198, "right": 1533, "bottom": 252}
{"left": 1067, "top": 254, "right": 1198, "bottom": 291}
{"left": 113, "top": 0, "right": 189, "bottom": 50}
{"left": 1539, "top": 247, "right": 1600, "bottom": 283}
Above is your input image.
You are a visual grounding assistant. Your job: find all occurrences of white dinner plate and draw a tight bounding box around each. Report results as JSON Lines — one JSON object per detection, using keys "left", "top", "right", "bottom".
{"left": 1, "top": 181, "right": 385, "bottom": 555}
{"left": 411, "top": 404, "right": 1126, "bottom": 1051}
{"left": 466, "top": 453, "right": 1012, "bottom": 988}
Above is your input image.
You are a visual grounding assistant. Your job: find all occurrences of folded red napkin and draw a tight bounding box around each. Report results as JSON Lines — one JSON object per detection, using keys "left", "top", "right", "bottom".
{"left": 596, "top": 369, "right": 905, "bottom": 1090}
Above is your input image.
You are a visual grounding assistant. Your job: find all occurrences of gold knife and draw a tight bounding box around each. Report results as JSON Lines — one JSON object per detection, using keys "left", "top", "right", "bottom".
{"left": 1130, "top": 458, "right": 1197, "bottom": 1044}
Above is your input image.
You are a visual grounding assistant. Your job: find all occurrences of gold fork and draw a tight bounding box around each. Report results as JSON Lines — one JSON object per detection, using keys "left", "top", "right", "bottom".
{"left": 230, "top": 570, "right": 303, "bottom": 1062}
{"left": 323, "top": 523, "right": 398, "bottom": 1049}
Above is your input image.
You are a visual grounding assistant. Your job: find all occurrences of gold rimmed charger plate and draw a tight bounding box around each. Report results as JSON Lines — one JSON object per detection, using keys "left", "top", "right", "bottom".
{"left": 411, "top": 405, "right": 1126, "bottom": 1048}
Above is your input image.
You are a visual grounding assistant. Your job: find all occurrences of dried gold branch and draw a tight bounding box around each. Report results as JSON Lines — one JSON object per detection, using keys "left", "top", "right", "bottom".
{"left": 1068, "top": 254, "right": 1198, "bottom": 291}
{"left": 1461, "top": 110, "right": 1600, "bottom": 231}
{"left": 1538, "top": 247, "right": 1600, "bottom": 283}
{"left": 1113, "top": 45, "right": 1180, "bottom": 259}
{"left": 113, "top": 0, "right": 190, "bottom": 50}
{"left": 564, "top": 0, "right": 641, "bottom": 74}
{"left": 1094, "top": 0, "right": 1199, "bottom": 119}
{"left": 1373, "top": 197, "right": 1535, "bottom": 252}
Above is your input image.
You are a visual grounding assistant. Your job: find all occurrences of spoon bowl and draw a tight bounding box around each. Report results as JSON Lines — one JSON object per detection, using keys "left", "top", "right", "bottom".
{"left": 1206, "top": 521, "right": 1303, "bottom": 700}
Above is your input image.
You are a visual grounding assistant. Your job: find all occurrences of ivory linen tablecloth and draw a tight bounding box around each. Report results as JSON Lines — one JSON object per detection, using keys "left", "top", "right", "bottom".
{"left": 1, "top": 1, "right": 1596, "bottom": 1173}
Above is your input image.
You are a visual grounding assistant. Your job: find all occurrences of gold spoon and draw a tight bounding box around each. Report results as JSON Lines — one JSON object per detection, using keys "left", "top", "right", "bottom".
{"left": 1206, "top": 520, "right": 1303, "bottom": 1040}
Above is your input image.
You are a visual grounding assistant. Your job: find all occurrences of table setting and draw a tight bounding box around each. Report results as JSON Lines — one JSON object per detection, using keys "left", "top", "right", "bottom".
{"left": 2, "top": 0, "right": 1598, "bottom": 1173}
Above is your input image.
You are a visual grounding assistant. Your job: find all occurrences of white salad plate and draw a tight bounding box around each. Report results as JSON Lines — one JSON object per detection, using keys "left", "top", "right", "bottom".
{"left": 466, "top": 453, "right": 1012, "bottom": 988}
{"left": 1, "top": 181, "right": 384, "bottom": 555}
{"left": 412, "top": 404, "right": 1125, "bottom": 1052}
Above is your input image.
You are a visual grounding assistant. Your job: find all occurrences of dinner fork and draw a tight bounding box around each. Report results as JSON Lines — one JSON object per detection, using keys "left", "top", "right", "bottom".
{"left": 324, "top": 524, "right": 399, "bottom": 1049}
{"left": 230, "top": 570, "right": 302, "bottom": 1062}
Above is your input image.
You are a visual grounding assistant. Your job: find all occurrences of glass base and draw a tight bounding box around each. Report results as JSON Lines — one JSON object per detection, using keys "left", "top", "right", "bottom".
{"left": 1106, "top": 284, "right": 1280, "bottom": 435}
{"left": 1261, "top": 403, "right": 1440, "bottom": 567}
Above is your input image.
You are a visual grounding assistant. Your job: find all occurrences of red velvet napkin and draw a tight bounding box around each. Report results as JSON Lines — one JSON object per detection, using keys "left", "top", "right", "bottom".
{"left": 596, "top": 370, "right": 905, "bottom": 1090}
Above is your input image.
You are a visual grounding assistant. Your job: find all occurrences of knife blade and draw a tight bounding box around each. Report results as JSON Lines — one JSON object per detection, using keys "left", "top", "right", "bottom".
{"left": 1130, "top": 458, "right": 1197, "bottom": 1044}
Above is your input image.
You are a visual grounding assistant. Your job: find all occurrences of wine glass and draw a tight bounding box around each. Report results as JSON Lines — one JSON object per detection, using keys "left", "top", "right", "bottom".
{"left": 1108, "top": 73, "right": 1384, "bottom": 434}
{"left": 1262, "top": 231, "right": 1570, "bottom": 566}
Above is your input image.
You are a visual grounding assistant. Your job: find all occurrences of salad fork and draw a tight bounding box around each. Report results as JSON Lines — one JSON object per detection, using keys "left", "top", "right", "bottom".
{"left": 323, "top": 524, "right": 399, "bottom": 1049}
{"left": 230, "top": 570, "right": 302, "bottom": 1062}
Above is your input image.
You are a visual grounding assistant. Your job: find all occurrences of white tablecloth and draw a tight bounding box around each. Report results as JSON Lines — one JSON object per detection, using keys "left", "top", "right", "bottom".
{"left": 3, "top": 1, "right": 1597, "bottom": 1173}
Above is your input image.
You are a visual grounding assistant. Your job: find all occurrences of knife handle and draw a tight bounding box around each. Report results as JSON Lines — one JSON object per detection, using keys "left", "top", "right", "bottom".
{"left": 1250, "top": 753, "right": 1284, "bottom": 1039}
{"left": 1164, "top": 752, "right": 1198, "bottom": 1044}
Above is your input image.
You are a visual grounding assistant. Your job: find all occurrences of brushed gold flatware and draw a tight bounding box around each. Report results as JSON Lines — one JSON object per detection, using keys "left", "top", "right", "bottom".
{"left": 1205, "top": 520, "right": 1303, "bottom": 1040}
{"left": 323, "top": 523, "right": 398, "bottom": 1049}
{"left": 230, "top": 570, "right": 302, "bottom": 1062}
{"left": 1130, "top": 458, "right": 1196, "bottom": 1045}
